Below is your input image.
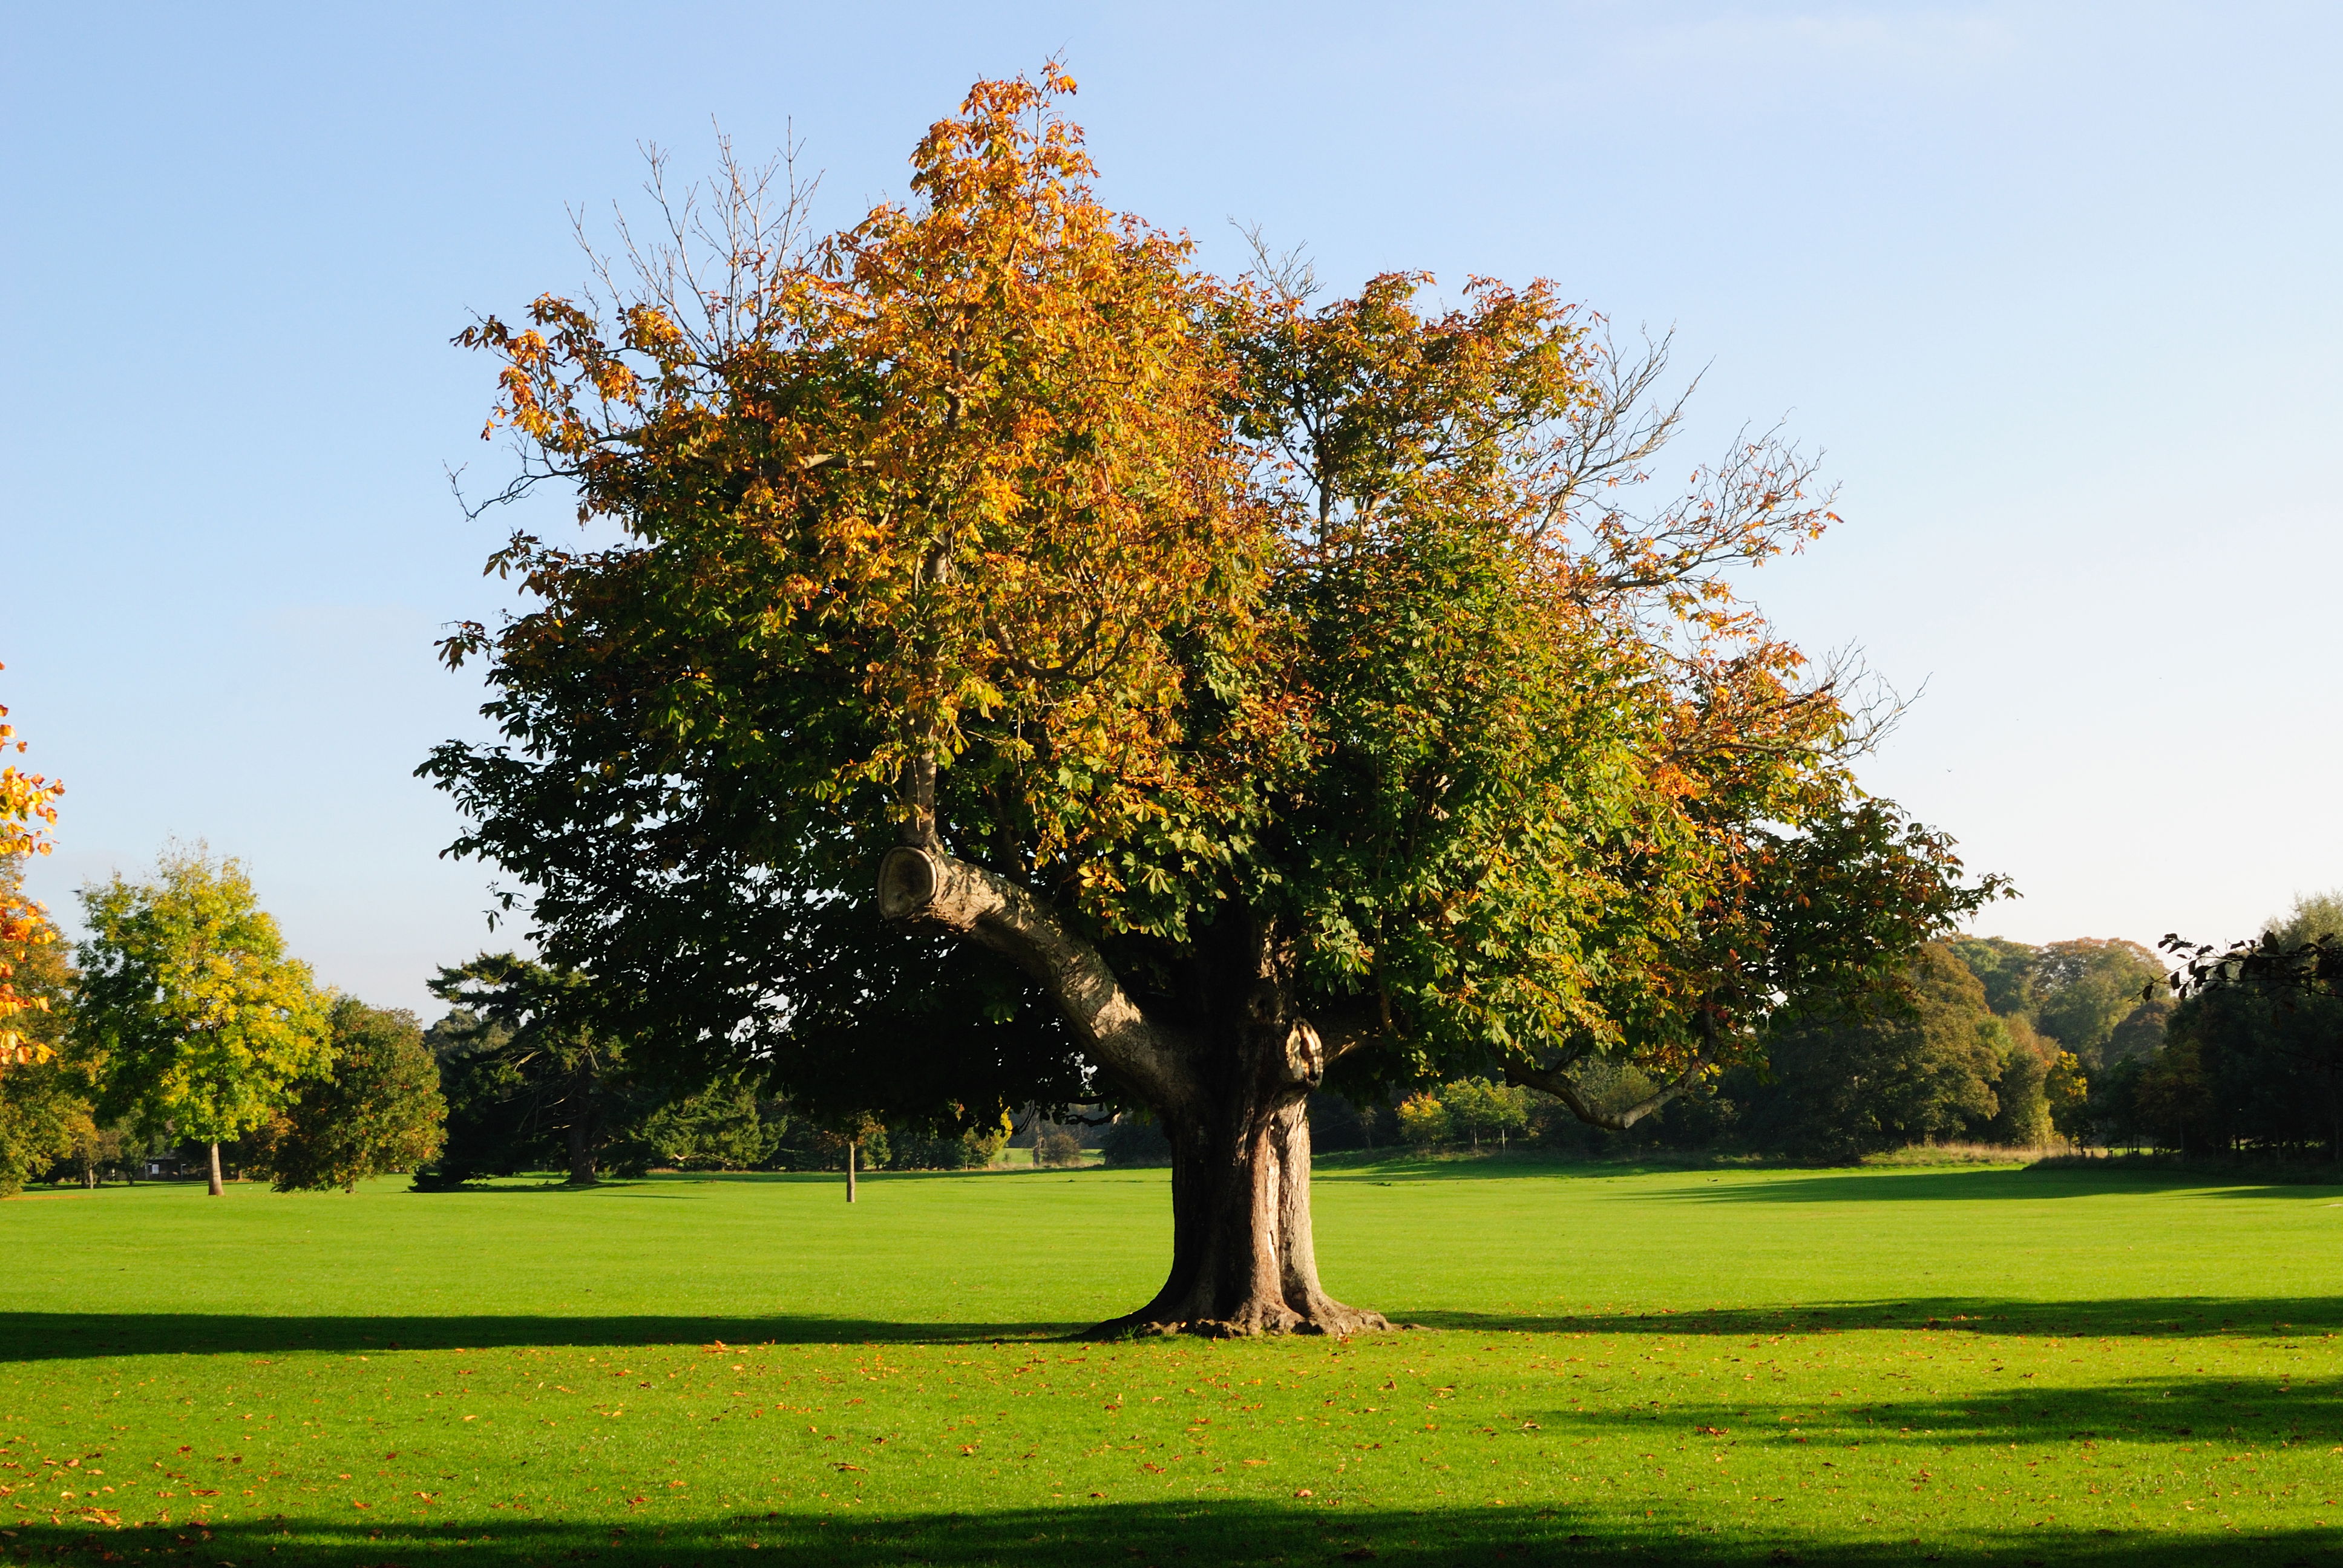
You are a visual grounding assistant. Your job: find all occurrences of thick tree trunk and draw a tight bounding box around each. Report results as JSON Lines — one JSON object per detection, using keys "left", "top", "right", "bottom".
{"left": 879, "top": 844, "right": 1392, "bottom": 1339}
{"left": 1093, "top": 1085, "right": 1389, "bottom": 1339}
{"left": 206, "top": 1142, "right": 223, "bottom": 1197}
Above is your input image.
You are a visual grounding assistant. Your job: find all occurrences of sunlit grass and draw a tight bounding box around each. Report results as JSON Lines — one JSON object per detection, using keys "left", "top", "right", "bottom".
{"left": 4, "top": 1159, "right": 2340, "bottom": 1564}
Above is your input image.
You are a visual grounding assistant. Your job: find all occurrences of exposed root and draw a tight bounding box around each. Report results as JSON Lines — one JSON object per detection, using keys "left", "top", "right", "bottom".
{"left": 1085, "top": 1296, "right": 1394, "bottom": 1341}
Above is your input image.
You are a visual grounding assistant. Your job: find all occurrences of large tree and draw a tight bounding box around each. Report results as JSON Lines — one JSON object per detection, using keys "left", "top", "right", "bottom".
{"left": 424, "top": 70, "right": 1998, "bottom": 1334}
{"left": 74, "top": 847, "right": 330, "bottom": 1196}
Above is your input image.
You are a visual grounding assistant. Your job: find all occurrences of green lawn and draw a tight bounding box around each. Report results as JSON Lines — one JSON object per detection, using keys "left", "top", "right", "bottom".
{"left": 4, "top": 1157, "right": 2341, "bottom": 1566}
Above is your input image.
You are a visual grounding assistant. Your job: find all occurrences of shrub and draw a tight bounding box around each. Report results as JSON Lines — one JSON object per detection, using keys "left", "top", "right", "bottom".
{"left": 1035, "top": 1128, "right": 1084, "bottom": 1166}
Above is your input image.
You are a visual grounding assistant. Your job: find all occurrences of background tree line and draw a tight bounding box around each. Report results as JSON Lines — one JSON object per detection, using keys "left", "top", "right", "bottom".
{"left": 15, "top": 846, "right": 2336, "bottom": 1192}
{"left": 0, "top": 848, "right": 1021, "bottom": 1196}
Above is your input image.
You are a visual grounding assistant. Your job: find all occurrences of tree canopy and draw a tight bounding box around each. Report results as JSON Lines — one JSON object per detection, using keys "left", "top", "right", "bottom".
{"left": 258, "top": 998, "right": 447, "bottom": 1192}
{"left": 73, "top": 846, "right": 331, "bottom": 1195}
{"left": 425, "top": 68, "right": 2002, "bottom": 1334}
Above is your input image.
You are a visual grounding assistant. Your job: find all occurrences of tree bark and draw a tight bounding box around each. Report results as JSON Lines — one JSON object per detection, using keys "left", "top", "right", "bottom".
{"left": 206, "top": 1142, "right": 223, "bottom": 1197}
{"left": 1093, "top": 1070, "right": 1389, "bottom": 1339}
{"left": 879, "top": 844, "right": 1389, "bottom": 1338}
{"left": 847, "top": 1138, "right": 858, "bottom": 1204}
{"left": 566, "top": 1060, "right": 598, "bottom": 1186}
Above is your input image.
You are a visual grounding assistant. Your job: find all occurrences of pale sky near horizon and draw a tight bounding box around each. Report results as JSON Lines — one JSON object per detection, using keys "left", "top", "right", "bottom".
{"left": 6, "top": 3, "right": 2339, "bottom": 1019}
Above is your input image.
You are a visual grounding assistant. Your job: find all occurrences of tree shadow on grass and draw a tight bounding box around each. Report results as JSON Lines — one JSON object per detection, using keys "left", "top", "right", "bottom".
{"left": 10, "top": 1498, "right": 2336, "bottom": 1567}
{"left": 11, "top": 1293, "right": 2340, "bottom": 1365}
{"left": 1403, "top": 1296, "right": 2343, "bottom": 1339}
{"left": 1650, "top": 1168, "right": 2343, "bottom": 1205}
{"left": 1509, "top": 1369, "right": 2343, "bottom": 1452}
{"left": 0, "top": 1312, "right": 1078, "bottom": 1364}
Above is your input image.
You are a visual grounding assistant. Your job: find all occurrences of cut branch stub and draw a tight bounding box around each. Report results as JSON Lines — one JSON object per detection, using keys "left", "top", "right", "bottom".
{"left": 1281, "top": 1020, "right": 1325, "bottom": 1089}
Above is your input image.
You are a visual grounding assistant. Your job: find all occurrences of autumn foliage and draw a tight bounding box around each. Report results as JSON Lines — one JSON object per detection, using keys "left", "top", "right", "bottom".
{"left": 428, "top": 69, "right": 2003, "bottom": 1331}
{"left": 0, "top": 664, "right": 64, "bottom": 1066}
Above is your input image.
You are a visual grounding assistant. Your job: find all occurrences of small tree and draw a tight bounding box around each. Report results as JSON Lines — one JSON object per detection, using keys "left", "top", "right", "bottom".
{"left": 1395, "top": 1093, "right": 1451, "bottom": 1150}
{"left": 1440, "top": 1077, "right": 1530, "bottom": 1149}
{"left": 259, "top": 998, "right": 448, "bottom": 1192}
{"left": 2045, "top": 1051, "right": 2089, "bottom": 1148}
{"left": 74, "top": 848, "right": 329, "bottom": 1196}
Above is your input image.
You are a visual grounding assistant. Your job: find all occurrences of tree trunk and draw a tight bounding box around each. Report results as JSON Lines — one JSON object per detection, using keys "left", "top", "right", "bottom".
{"left": 566, "top": 1060, "right": 598, "bottom": 1186}
{"left": 1086, "top": 1004, "right": 1388, "bottom": 1340}
{"left": 1093, "top": 1086, "right": 1391, "bottom": 1339}
{"left": 879, "top": 843, "right": 1391, "bottom": 1339}
{"left": 206, "top": 1142, "right": 223, "bottom": 1197}
{"left": 846, "top": 1138, "right": 857, "bottom": 1204}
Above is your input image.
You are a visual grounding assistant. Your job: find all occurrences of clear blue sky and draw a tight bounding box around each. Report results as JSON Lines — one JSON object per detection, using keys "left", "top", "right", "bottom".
{"left": 7, "top": 3, "right": 2338, "bottom": 1018}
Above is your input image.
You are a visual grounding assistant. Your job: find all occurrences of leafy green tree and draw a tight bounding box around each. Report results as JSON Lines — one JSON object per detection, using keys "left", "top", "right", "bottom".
{"left": 2146, "top": 893, "right": 2343, "bottom": 1158}
{"left": 1737, "top": 944, "right": 2004, "bottom": 1159}
{"left": 638, "top": 1079, "right": 781, "bottom": 1171}
{"left": 1440, "top": 1077, "right": 1530, "bottom": 1148}
{"left": 2030, "top": 939, "right": 2166, "bottom": 1069}
{"left": 258, "top": 999, "right": 447, "bottom": 1192}
{"left": 1980, "top": 1018, "right": 2052, "bottom": 1146}
{"left": 1949, "top": 936, "right": 2037, "bottom": 1019}
{"left": 426, "top": 955, "right": 652, "bottom": 1186}
{"left": 2045, "top": 1051, "right": 2090, "bottom": 1146}
{"left": 424, "top": 70, "right": 1999, "bottom": 1334}
{"left": 74, "top": 847, "right": 330, "bottom": 1196}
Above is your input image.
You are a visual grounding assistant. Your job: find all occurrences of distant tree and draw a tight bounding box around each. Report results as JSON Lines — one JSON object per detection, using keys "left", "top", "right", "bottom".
{"left": 2029, "top": 939, "right": 2166, "bottom": 1070}
{"left": 0, "top": 858, "right": 85, "bottom": 1195}
{"left": 1738, "top": 943, "right": 2003, "bottom": 1159}
{"left": 2101, "top": 995, "right": 2172, "bottom": 1067}
{"left": 2045, "top": 1051, "right": 2090, "bottom": 1146}
{"left": 74, "top": 848, "right": 330, "bottom": 1196}
{"left": 258, "top": 998, "right": 447, "bottom": 1192}
{"left": 1395, "top": 1093, "right": 1452, "bottom": 1150}
{"left": 886, "top": 1117, "right": 1009, "bottom": 1170}
{"left": 1099, "top": 1110, "right": 1174, "bottom": 1167}
{"left": 1441, "top": 1077, "right": 1530, "bottom": 1149}
{"left": 1979, "top": 1013, "right": 2053, "bottom": 1146}
{"left": 2151, "top": 893, "right": 2343, "bottom": 1158}
{"left": 1035, "top": 1127, "right": 1084, "bottom": 1168}
{"left": 1948, "top": 936, "right": 2037, "bottom": 1021}
{"left": 427, "top": 955, "right": 649, "bottom": 1186}
{"left": 638, "top": 1079, "right": 781, "bottom": 1171}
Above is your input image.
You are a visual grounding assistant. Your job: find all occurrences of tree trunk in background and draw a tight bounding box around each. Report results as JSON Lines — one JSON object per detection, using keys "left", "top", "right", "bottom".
{"left": 206, "top": 1142, "right": 223, "bottom": 1197}
{"left": 566, "top": 1059, "right": 598, "bottom": 1184}
{"left": 847, "top": 1139, "right": 858, "bottom": 1204}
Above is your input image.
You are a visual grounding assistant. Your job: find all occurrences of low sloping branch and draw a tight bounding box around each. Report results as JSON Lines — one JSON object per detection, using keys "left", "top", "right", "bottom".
{"left": 1506, "top": 1048, "right": 1713, "bottom": 1132}
{"left": 877, "top": 846, "right": 1191, "bottom": 1108}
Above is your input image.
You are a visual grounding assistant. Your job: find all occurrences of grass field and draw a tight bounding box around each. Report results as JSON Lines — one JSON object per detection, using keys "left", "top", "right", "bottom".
{"left": 4, "top": 1157, "right": 2342, "bottom": 1566}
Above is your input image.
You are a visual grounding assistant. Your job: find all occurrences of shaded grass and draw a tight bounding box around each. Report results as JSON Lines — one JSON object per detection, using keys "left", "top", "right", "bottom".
{"left": 5, "top": 1161, "right": 2342, "bottom": 1565}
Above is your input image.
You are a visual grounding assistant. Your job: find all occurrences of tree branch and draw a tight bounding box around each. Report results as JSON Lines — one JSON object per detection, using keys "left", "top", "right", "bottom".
{"left": 877, "top": 845, "right": 1190, "bottom": 1107}
{"left": 1506, "top": 1051, "right": 1712, "bottom": 1132}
